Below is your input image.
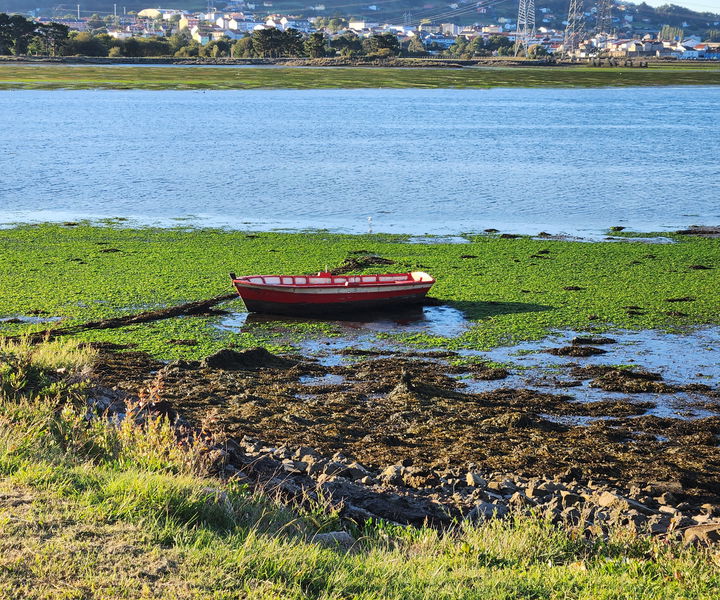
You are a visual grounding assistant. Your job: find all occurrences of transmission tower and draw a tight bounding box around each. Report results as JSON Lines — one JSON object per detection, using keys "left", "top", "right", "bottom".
{"left": 564, "top": 0, "right": 585, "bottom": 56}
{"left": 594, "top": 0, "right": 612, "bottom": 36}
{"left": 514, "top": 0, "right": 535, "bottom": 56}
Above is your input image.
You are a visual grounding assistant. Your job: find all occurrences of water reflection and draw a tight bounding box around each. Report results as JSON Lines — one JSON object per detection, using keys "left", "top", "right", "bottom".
{"left": 217, "top": 304, "right": 469, "bottom": 338}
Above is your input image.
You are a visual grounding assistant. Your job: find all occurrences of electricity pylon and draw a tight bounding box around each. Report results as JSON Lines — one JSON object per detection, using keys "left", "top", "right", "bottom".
{"left": 514, "top": 0, "right": 535, "bottom": 56}
{"left": 595, "top": 0, "right": 612, "bottom": 35}
{"left": 564, "top": 0, "right": 585, "bottom": 56}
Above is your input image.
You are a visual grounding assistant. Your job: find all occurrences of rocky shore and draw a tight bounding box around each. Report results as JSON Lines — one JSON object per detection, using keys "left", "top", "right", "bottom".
{"left": 85, "top": 344, "right": 720, "bottom": 546}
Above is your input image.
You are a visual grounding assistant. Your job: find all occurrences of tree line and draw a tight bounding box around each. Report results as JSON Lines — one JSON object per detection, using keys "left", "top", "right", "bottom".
{"left": 0, "top": 13, "right": 69, "bottom": 55}
{"left": 0, "top": 14, "right": 421, "bottom": 58}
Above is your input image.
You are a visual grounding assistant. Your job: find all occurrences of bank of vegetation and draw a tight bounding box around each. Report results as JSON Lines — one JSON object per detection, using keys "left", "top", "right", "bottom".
{"left": 1, "top": 224, "right": 719, "bottom": 356}
{"left": 1, "top": 336, "right": 719, "bottom": 599}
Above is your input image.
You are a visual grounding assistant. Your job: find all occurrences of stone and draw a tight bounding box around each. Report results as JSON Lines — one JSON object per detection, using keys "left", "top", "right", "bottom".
{"left": 281, "top": 460, "right": 307, "bottom": 474}
{"left": 596, "top": 491, "right": 656, "bottom": 516}
{"left": 380, "top": 465, "right": 405, "bottom": 486}
{"left": 647, "top": 514, "right": 672, "bottom": 535}
{"left": 294, "top": 446, "right": 320, "bottom": 460}
{"left": 657, "top": 492, "right": 678, "bottom": 506}
{"left": 322, "top": 461, "right": 352, "bottom": 477}
{"left": 467, "top": 501, "right": 509, "bottom": 521}
{"left": 643, "top": 480, "right": 683, "bottom": 497}
{"left": 508, "top": 491, "right": 536, "bottom": 509}
{"left": 314, "top": 531, "right": 356, "bottom": 550}
{"left": 561, "top": 506, "right": 581, "bottom": 525}
{"left": 560, "top": 491, "right": 583, "bottom": 508}
{"left": 465, "top": 472, "right": 487, "bottom": 488}
{"left": 683, "top": 524, "right": 720, "bottom": 547}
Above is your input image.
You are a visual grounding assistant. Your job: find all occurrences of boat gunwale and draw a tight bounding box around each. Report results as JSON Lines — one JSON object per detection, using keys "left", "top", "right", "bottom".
{"left": 231, "top": 271, "right": 435, "bottom": 290}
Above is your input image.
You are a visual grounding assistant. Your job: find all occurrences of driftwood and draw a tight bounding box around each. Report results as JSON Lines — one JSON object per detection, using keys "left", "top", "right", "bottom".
{"left": 15, "top": 293, "right": 237, "bottom": 342}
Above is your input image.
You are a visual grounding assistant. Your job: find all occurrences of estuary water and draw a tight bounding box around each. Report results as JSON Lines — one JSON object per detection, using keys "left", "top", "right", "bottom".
{"left": 1, "top": 86, "right": 719, "bottom": 235}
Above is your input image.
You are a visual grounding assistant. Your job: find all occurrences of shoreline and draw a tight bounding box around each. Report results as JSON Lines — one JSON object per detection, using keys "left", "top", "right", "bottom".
{"left": 2, "top": 62, "right": 719, "bottom": 89}
{"left": 5, "top": 55, "right": 719, "bottom": 68}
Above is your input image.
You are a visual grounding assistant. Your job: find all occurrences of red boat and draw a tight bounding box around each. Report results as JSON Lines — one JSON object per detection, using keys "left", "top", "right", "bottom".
{"left": 229, "top": 271, "right": 435, "bottom": 315}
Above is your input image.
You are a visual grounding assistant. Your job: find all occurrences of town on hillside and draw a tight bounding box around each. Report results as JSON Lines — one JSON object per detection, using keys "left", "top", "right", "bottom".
{"left": 2, "top": 0, "right": 720, "bottom": 59}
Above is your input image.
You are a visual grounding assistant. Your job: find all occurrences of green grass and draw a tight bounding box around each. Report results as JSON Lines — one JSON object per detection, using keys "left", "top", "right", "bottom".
{"left": 1, "top": 64, "right": 720, "bottom": 89}
{"left": 0, "top": 223, "right": 718, "bottom": 356}
{"left": 1, "top": 344, "right": 719, "bottom": 599}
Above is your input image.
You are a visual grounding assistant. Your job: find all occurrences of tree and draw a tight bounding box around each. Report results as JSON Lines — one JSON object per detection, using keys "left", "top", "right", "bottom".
{"left": 406, "top": 35, "right": 426, "bottom": 56}
{"left": 61, "top": 31, "right": 108, "bottom": 56}
{"left": 447, "top": 35, "right": 469, "bottom": 57}
{"left": 528, "top": 44, "right": 549, "bottom": 58}
{"left": 304, "top": 32, "right": 326, "bottom": 58}
{"left": 330, "top": 32, "right": 362, "bottom": 56}
{"left": 486, "top": 35, "right": 512, "bottom": 52}
{"left": 26, "top": 22, "right": 69, "bottom": 56}
{"left": 231, "top": 36, "right": 254, "bottom": 58}
{"left": 363, "top": 33, "right": 400, "bottom": 56}
{"left": 200, "top": 39, "right": 231, "bottom": 58}
{"left": 0, "top": 13, "right": 38, "bottom": 55}
{"left": 251, "top": 27, "right": 286, "bottom": 57}
{"left": 86, "top": 13, "right": 105, "bottom": 30}
{"left": 174, "top": 41, "right": 200, "bottom": 57}
{"left": 706, "top": 29, "right": 720, "bottom": 42}
{"left": 659, "top": 24, "right": 683, "bottom": 41}
{"left": 328, "top": 18, "right": 347, "bottom": 32}
{"left": 168, "top": 30, "right": 192, "bottom": 54}
{"left": 39, "top": 22, "right": 69, "bottom": 55}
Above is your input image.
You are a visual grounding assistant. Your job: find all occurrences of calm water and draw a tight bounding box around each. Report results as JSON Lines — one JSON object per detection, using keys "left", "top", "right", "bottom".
{"left": 1, "top": 87, "right": 719, "bottom": 234}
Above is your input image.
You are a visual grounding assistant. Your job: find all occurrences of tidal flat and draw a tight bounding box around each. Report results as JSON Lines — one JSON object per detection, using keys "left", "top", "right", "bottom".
{"left": 2, "top": 223, "right": 720, "bottom": 597}
{"left": 1, "top": 223, "right": 718, "bottom": 354}
{"left": 1, "top": 63, "right": 720, "bottom": 89}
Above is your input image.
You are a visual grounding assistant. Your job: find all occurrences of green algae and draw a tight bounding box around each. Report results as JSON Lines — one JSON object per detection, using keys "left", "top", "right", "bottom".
{"left": 1, "top": 64, "right": 720, "bottom": 90}
{"left": 0, "top": 223, "right": 718, "bottom": 357}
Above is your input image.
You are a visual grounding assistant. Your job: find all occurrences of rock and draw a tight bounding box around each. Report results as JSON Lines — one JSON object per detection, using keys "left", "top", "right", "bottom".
{"left": 701, "top": 503, "right": 720, "bottom": 517}
{"left": 322, "top": 461, "right": 352, "bottom": 477}
{"left": 644, "top": 480, "right": 684, "bottom": 497}
{"left": 560, "top": 491, "right": 583, "bottom": 508}
{"left": 547, "top": 346, "right": 606, "bottom": 357}
{"left": 319, "top": 477, "right": 451, "bottom": 525}
{"left": 558, "top": 467, "right": 583, "bottom": 483}
{"left": 200, "top": 347, "right": 297, "bottom": 371}
{"left": 527, "top": 480, "right": 560, "bottom": 498}
{"left": 314, "top": 531, "right": 356, "bottom": 550}
{"left": 294, "top": 446, "right": 320, "bottom": 460}
{"left": 508, "top": 491, "right": 536, "bottom": 509}
{"left": 597, "top": 491, "right": 657, "bottom": 516}
{"left": 200, "top": 486, "right": 233, "bottom": 514}
{"left": 657, "top": 492, "right": 678, "bottom": 506}
{"left": 683, "top": 524, "right": 720, "bottom": 547}
{"left": 561, "top": 506, "right": 581, "bottom": 525}
{"left": 380, "top": 465, "right": 405, "bottom": 486}
{"left": 487, "top": 479, "right": 516, "bottom": 494}
{"left": 571, "top": 336, "right": 616, "bottom": 346}
{"left": 467, "top": 501, "right": 509, "bottom": 521}
{"left": 647, "top": 514, "right": 672, "bottom": 535}
{"left": 465, "top": 472, "right": 487, "bottom": 488}
{"left": 281, "top": 460, "right": 307, "bottom": 474}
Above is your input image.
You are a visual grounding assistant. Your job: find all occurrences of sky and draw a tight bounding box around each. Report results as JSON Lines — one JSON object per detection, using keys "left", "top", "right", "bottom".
{"left": 641, "top": 0, "right": 720, "bottom": 14}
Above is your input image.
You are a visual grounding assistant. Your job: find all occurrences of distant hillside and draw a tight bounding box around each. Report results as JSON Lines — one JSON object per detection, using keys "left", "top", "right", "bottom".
{"left": 1, "top": 0, "right": 719, "bottom": 37}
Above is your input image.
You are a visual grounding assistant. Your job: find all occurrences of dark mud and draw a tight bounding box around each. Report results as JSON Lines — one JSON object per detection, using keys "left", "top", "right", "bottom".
{"left": 92, "top": 343, "right": 720, "bottom": 503}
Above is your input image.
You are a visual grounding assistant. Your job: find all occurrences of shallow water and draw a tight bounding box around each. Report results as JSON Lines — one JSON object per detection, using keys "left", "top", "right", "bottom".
{"left": 218, "top": 304, "right": 720, "bottom": 421}
{"left": 1, "top": 87, "right": 719, "bottom": 235}
{"left": 462, "top": 328, "right": 720, "bottom": 420}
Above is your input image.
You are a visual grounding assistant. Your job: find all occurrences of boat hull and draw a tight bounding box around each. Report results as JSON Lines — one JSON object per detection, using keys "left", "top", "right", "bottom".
{"left": 231, "top": 273, "right": 434, "bottom": 316}
{"left": 240, "top": 291, "right": 431, "bottom": 316}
